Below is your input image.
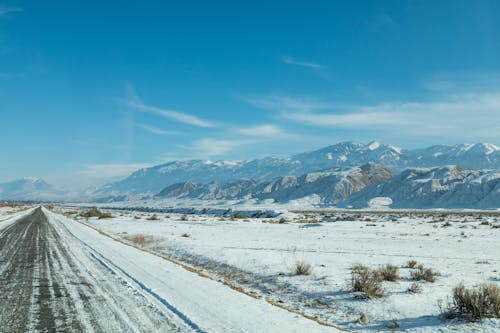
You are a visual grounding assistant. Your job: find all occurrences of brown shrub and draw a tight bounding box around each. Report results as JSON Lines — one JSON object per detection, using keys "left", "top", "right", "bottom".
{"left": 411, "top": 265, "right": 439, "bottom": 282}
{"left": 294, "top": 260, "right": 312, "bottom": 276}
{"left": 375, "top": 264, "right": 400, "bottom": 282}
{"left": 406, "top": 259, "right": 418, "bottom": 269}
{"left": 351, "top": 264, "right": 385, "bottom": 298}
{"left": 444, "top": 283, "right": 500, "bottom": 321}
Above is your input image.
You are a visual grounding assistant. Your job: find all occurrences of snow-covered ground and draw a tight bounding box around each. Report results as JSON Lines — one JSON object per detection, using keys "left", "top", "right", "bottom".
{"left": 62, "top": 206, "right": 500, "bottom": 332}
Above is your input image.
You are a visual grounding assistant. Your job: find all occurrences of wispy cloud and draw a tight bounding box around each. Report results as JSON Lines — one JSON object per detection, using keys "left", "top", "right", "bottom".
{"left": 282, "top": 56, "right": 322, "bottom": 69}
{"left": 135, "top": 123, "right": 183, "bottom": 136}
{"left": 281, "top": 92, "right": 500, "bottom": 140}
{"left": 234, "top": 124, "right": 297, "bottom": 139}
{"left": 182, "top": 138, "right": 249, "bottom": 157}
{"left": 124, "top": 85, "right": 217, "bottom": 128}
{"left": 235, "top": 124, "right": 283, "bottom": 137}
{"left": 0, "top": 5, "right": 22, "bottom": 16}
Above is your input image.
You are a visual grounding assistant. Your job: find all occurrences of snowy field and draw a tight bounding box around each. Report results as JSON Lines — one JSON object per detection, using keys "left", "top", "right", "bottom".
{"left": 56, "top": 206, "right": 500, "bottom": 332}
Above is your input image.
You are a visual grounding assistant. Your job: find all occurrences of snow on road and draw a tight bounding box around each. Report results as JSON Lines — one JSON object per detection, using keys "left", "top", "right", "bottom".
{"left": 44, "top": 208, "right": 338, "bottom": 332}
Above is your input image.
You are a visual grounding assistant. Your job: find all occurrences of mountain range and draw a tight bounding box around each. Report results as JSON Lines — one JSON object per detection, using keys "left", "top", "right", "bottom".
{"left": 0, "top": 177, "right": 64, "bottom": 201}
{"left": 2, "top": 141, "right": 500, "bottom": 209}
{"left": 93, "top": 141, "right": 500, "bottom": 197}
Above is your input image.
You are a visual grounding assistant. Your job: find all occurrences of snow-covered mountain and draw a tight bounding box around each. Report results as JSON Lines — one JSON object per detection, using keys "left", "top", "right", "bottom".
{"left": 0, "top": 177, "right": 65, "bottom": 201}
{"left": 340, "top": 165, "right": 500, "bottom": 209}
{"left": 91, "top": 141, "right": 500, "bottom": 200}
{"left": 156, "top": 163, "right": 393, "bottom": 204}
{"left": 402, "top": 143, "right": 500, "bottom": 169}
{"left": 293, "top": 141, "right": 404, "bottom": 169}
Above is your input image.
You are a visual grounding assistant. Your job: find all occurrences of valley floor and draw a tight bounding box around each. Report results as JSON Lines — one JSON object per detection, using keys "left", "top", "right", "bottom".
{"left": 63, "top": 206, "right": 500, "bottom": 332}
{"left": 0, "top": 206, "right": 336, "bottom": 332}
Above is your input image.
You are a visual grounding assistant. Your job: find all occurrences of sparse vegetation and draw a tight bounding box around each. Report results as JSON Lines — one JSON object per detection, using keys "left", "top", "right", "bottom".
{"left": 407, "top": 282, "right": 423, "bottom": 294}
{"left": 351, "top": 264, "right": 385, "bottom": 298}
{"left": 443, "top": 283, "right": 500, "bottom": 321}
{"left": 411, "top": 265, "right": 439, "bottom": 282}
{"left": 147, "top": 214, "right": 160, "bottom": 220}
{"left": 181, "top": 233, "right": 190, "bottom": 238}
{"left": 180, "top": 214, "right": 188, "bottom": 221}
{"left": 232, "top": 213, "right": 249, "bottom": 220}
{"left": 79, "top": 207, "right": 113, "bottom": 219}
{"left": 124, "top": 234, "right": 155, "bottom": 246}
{"left": 294, "top": 260, "right": 312, "bottom": 276}
{"left": 406, "top": 259, "right": 418, "bottom": 269}
{"left": 375, "top": 264, "right": 399, "bottom": 282}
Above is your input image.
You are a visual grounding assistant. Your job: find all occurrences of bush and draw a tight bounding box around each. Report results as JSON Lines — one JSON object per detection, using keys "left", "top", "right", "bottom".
{"left": 375, "top": 264, "right": 399, "bottom": 282}
{"left": 444, "top": 283, "right": 500, "bottom": 321}
{"left": 351, "top": 264, "right": 385, "bottom": 298}
{"left": 180, "top": 214, "right": 188, "bottom": 221}
{"left": 407, "top": 282, "right": 423, "bottom": 294}
{"left": 411, "top": 265, "right": 439, "bottom": 282}
{"left": 232, "top": 213, "right": 249, "bottom": 219}
{"left": 98, "top": 212, "right": 113, "bottom": 219}
{"left": 80, "top": 207, "right": 113, "bottom": 219}
{"left": 406, "top": 259, "right": 418, "bottom": 269}
{"left": 181, "top": 233, "right": 190, "bottom": 238}
{"left": 294, "top": 260, "right": 312, "bottom": 276}
{"left": 147, "top": 214, "right": 160, "bottom": 220}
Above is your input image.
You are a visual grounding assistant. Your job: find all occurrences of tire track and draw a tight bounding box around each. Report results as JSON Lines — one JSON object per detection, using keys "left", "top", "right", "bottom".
{"left": 0, "top": 207, "right": 191, "bottom": 332}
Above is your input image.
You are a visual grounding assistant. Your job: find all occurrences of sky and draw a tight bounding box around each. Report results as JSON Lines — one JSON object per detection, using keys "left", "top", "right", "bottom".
{"left": 1, "top": 1, "right": 499, "bottom": 189}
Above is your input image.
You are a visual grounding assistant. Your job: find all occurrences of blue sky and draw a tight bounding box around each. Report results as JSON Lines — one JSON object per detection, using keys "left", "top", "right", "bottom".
{"left": 1, "top": 1, "right": 499, "bottom": 188}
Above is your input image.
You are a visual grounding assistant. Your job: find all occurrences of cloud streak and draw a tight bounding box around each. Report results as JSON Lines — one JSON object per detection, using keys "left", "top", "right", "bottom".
{"left": 282, "top": 56, "right": 322, "bottom": 69}
{"left": 0, "top": 5, "right": 22, "bottom": 15}
{"left": 135, "top": 123, "right": 183, "bottom": 136}
{"left": 280, "top": 92, "right": 500, "bottom": 140}
{"left": 124, "top": 85, "right": 217, "bottom": 128}
{"left": 182, "top": 138, "right": 249, "bottom": 157}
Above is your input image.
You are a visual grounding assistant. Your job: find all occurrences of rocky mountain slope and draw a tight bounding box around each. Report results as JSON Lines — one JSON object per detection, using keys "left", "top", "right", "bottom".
{"left": 93, "top": 141, "right": 500, "bottom": 199}
{"left": 156, "top": 163, "right": 393, "bottom": 204}
{"left": 340, "top": 165, "right": 500, "bottom": 209}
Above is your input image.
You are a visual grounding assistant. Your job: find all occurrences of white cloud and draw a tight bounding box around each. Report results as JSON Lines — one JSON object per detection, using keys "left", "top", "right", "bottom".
{"left": 282, "top": 56, "right": 322, "bottom": 69}
{"left": 135, "top": 123, "right": 183, "bottom": 136}
{"left": 235, "top": 124, "right": 285, "bottom": 137}
{"left": 281, "top": 92, "right": 500, "bottom": 140}
{"left": 183, "top": 138, "right": 249, "bottom": 157}
{"left": 124, "top": 85, "right": 217, "bottom": 128}
{"left": 0, "top": 5, "right": 22, "bottom": 15}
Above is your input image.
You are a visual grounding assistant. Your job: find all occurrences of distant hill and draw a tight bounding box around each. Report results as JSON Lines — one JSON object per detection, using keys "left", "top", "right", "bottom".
{"left": 0, "top": 177, "right": 66, "bottom": 201}
{"left": 91, "top": 141, "right": 500, "bottom": 199}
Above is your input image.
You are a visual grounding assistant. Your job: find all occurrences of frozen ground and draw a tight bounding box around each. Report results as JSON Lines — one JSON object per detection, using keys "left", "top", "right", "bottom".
{"left": 60, "top": 206, "right": 500, "bottom": 332}
{"left": 0, "top": 205, "right": 338, "bottom": 332}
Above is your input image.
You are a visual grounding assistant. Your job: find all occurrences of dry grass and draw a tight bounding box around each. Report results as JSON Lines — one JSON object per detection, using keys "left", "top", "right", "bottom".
{"left": 443, "top": 283, "right": 500, "bottom": 321}
{"left": 375, "top": 264, "right": 399, "bottom": 282}
{"left": 181, "top": 233, "right": 191, "bottom": 238}
{"left": 406, "top": 259, "right": 418, "bottom": 269}
{"left": 351, "top": 264, "right": 385, "bottom": 298}
{"left": 294, "top": 260, "right": 312, "bottom": 276}
{"left": 124, "top": 234, "right": 156, "bottom": 247}
{"left": 147, "top": 214, "right": 160, "bottom": 220}
{"left": 407, "top": 282, "right": 423, "bottom": 294}
{"left": 411, "top": 265, "right": 439, "bottom": 282}
{"left": 80, "top": 207, "right": 113, "bottom": 219}
{"left": 180, "top": 214, "right": 188, "bottom": 221}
